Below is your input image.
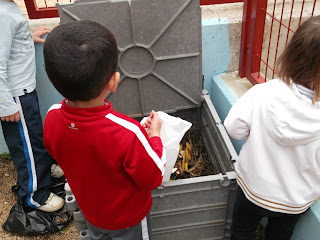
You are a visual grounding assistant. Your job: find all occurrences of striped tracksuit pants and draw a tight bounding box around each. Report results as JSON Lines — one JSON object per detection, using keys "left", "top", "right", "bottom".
{"left": 85, "top": 213, "right": 153, "bottom": 240}
{"left": 1, "top": 90, "right": 51, "bottom": 208}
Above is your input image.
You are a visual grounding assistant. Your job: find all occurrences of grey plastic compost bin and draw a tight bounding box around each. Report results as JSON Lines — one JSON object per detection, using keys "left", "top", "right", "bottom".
{"left": 57, "top": 0, "right": 238, "bottom": 239}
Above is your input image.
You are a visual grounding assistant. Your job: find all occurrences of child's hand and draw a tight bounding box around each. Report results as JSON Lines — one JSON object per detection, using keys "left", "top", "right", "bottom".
{"left": 142, "top": 110, "right": 162, "bottom": 138}
{"left": 32, "top": 26, "right": 51, "bottom": 44}
{"left": 1, "top": 112, "right": 20, "bottom": 122}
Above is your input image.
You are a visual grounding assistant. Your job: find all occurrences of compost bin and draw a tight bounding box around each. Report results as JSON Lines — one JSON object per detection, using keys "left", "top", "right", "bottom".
{"left": 57, "top": 0, "right": 238, "bottom": 239}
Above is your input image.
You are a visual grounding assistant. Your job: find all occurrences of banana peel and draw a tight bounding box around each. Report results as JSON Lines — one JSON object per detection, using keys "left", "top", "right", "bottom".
{"left": 181, "top": 149, "right": 189, "bottom": 171}
{"left": 178, "top": 142, "right": 192, "bottom": 172}
{"left": 181, "top": 150, "right": 186, "bottom": 171}
{"left": 186, "top": 142, "right": 192, "bottom": 152}
{"left": 179, "top": 150, "right": 185, "bottom": 159}
{"left": 185, "top": 142, "right": 192, "bottom": 162}
{"left": 184, "top": 161, "right": 188, "bottom": 171}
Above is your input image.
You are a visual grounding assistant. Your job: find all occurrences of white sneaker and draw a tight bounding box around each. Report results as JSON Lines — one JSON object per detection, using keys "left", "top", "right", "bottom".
{"left": 51, "top": 164, "right": 64, "bottom": 178}
{"left": 38, "top": 192, "right": 65, "bottom": 212}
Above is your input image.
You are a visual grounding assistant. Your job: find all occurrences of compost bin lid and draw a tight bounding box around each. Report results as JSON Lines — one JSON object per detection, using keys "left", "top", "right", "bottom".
{"left": 57, "top": 0, "right": 202, "bottom": 117}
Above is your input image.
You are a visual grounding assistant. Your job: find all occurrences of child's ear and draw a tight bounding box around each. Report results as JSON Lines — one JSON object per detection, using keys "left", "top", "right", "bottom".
{"left": 106, "top": 72, "right": 120, "bottom": 93}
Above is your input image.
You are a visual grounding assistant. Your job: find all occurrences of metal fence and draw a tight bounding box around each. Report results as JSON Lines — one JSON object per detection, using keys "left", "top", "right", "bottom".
{"left": 239, "top": 0, "right": 319, "bottom": 85}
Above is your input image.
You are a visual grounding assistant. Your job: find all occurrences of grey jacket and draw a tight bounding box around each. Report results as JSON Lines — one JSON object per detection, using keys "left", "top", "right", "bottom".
{"left": 0, "top": 1, "right": 36, "bottom": 117}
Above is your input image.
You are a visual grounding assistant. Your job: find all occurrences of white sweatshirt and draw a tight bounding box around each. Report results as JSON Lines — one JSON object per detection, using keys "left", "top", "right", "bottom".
{"left": 0, "top": 1, "right": 36, "bottom": 117}
{"left": 224, "top": 79, "right": 320, "bottom": 214}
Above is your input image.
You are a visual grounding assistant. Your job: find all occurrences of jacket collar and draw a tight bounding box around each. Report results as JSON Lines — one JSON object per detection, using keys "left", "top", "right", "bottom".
{"left": 61, "top": 99, "right": 113, "bottom": 122}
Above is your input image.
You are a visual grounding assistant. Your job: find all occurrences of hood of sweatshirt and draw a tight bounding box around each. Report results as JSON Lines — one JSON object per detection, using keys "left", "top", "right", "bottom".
{"left": 261, "top": 79, "right": 320, "bottom": 146}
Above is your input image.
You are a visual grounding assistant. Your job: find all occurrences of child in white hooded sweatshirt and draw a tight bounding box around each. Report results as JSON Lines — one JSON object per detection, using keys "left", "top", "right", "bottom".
{"left": 224, "top": 16, "right": 320, "bottom": 240}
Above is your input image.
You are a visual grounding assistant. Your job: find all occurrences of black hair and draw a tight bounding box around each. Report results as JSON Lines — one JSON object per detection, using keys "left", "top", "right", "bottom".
{"left": 44, "top": 20, "right": 118, "bottom": 101}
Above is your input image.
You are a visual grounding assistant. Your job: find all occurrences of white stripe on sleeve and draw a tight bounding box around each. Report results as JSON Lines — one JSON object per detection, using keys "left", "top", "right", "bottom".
{"left": 47, "top": 103, "right": 62, "bottom": 113}
{"left": 106, "top": 113, "right": 165, "bottom": 175}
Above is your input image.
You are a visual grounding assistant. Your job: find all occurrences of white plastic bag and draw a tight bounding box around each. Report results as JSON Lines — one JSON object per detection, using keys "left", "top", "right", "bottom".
{"left": 141, "top": 111, "right": 192, "bottom": 182}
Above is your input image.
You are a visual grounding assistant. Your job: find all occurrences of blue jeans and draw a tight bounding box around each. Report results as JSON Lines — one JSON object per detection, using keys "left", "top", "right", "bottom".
{"left": 231, "top": 187, "right": 304, "bottom": 240}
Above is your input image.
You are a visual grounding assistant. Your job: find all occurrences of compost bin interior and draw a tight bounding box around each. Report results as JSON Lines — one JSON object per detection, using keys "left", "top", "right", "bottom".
{"left": 167, "top": 104, "right": 233, "bottom": 178}
{"left": 170, "top": 129, "right": 221, "bottom": 180}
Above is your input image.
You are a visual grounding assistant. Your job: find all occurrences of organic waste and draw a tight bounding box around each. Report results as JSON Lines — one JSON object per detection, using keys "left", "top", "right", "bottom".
{"left": 170, "top": 130, "right": 220, "bottom": 180}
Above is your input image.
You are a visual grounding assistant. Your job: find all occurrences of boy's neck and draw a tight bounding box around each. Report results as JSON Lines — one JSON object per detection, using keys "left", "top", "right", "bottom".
{"left": 66, "top": 85, "right": 111, "bottom": 108}
{"left": 67, "top": 98, "right": 106, "bottom": 108}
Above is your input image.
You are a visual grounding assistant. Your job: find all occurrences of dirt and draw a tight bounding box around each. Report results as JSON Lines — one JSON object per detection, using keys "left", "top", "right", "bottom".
{"left": 0, "top": 154, "right": 78, "bottom": 240}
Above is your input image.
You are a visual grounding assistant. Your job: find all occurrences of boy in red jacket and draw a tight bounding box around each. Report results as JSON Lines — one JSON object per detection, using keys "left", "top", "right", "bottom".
{"left": 42, "top": 20, "right": 165, "bottom": 239}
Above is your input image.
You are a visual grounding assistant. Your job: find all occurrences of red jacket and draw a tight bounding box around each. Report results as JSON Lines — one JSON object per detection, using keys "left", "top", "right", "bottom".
{"left": 43, "top": 100, "right": 165, "bottom": 230}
